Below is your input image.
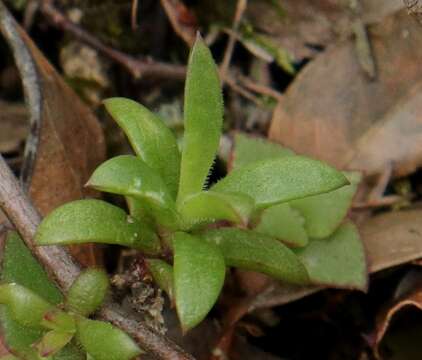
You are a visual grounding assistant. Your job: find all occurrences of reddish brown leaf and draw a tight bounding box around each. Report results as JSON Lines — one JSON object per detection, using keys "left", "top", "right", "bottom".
{"left": 0, "top": 6, "right": 106, "bottom": 266}
{"left": 160, "top": 0, "right": 198, "bottom": 46}
{"left": 374, "top": 287, "right": 422, "bottom": 359}
{"left": 269, "top": 10, "right": 422, "bottom": 178}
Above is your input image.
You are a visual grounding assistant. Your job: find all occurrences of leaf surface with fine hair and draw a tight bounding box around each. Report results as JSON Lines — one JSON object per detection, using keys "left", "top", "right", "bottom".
{"left": 104, "top": 97, "right": 180, "bottom": 196}
{"left": 177, "top": 35, "right": 224, "bottom": 202}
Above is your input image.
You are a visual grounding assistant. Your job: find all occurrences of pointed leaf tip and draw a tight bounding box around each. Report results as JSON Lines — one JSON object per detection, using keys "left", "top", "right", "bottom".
{"left": 177, "top": 37, "right": 224, "bottom": 202}
{"left": 103, "top": 97, "right": 180, "bottom": 196}
{"left": 213, "top": 156, "right": 349, "bottom": 208}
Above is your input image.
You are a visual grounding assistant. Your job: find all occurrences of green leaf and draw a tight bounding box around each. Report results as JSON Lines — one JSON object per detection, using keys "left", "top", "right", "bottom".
{"left": 125, "top": 197, "right": 154, "bottom": 227}
{"left": 253, "top": 203, "right": 308, "bottom": 247}
{"left": 66, "top": 269, "right": 109, "bottom": 316}
{"left": 40, "top": 309, "right": 76, "bottom": 333}
{"left": 2, "top": 232, "right": 62, "bottom": 304}
{"left": 201, "top": 228, "right": 309, "bottom": 284}
{"left": 76, "top": 318, "right": 142, "bottom": 360}
{"left": 177, "top": 35, "right": 224, "bottom": 202}
{"left": 0, "top": 283, "right": 54, "bottom": 329}
{"left": 0, "top": 232, "right": 82, "bottom": 360}
{"left": 212, "top": 156, "right": 349, "bottom": 209}
{"left": 173, "top": 232, "right": 225, "bottom": 332}
{"left": 34, "top": 331, "right": 73, "bottom": 358}
{"left": 146, "top": 259, "right": 174, "bottom": 301}
{"left": 290, "top": 172, "right": 361, "bottom": 238}
{"left": 103, "top": 97, "right": 180, "bottom": 197}
{"left": 178, "top": 191, "right": 254, "bottom": 228}
{"left": 294, "top": 222, "right": 367, "bottom": 289}
{"left": 35, "top": 199, "right": 160, "bottom": 254}
{"left": 87, "top": 155, "right": 180, "bottom": 230}
{"left": 231, "top": 133, "right": 293, "bottom": 169}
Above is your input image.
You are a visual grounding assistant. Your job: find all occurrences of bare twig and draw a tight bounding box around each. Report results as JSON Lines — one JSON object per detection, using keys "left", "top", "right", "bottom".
{"left": 220, "top": 0, "right": 247, "bottom": 81}
{"left": 40, "top": 0, "right": 186, "bottom": 80}
{"left": 131, "top": 0, "right": 139, "bottom": 30}
{"left": 0, "top": 153, "right": 194, "bottom": 360}
{"left": 237, "top": 75, "right": 283, "bottom": 101}
{"left": 0, "top": 154, "right": 80, "bottom": 291}
{"left": 39, "top": 0, "right": 277, "bottom": 106}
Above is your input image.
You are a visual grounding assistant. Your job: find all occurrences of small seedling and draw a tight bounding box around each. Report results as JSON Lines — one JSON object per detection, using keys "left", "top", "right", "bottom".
{"left": 0, "top": 233, "right": 141, "bottom": 360}
{"left": 28, "top": 35, "right": 366, "bottom": 338}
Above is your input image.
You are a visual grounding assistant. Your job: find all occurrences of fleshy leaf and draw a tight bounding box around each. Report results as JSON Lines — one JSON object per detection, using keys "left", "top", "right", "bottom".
{"left": 103, "top": 97, "right": 180, "bottom": 196}
{"left": 66, "top": 269, "right": 109, "bottom": 316}
{"left": 290, "top": 172, "right": 361, "bottom": 238}
{"left": 34, "top": 330, "right": 73, "bottom": 358}
{"left": 178, "top": 191, "right": 254, "bottom": 228}
{"left": 87, "top": 155, "right": 180, "bottom": 230}
{"left": 0, "top": 283, "right": 54, "bottom": 329}
{"left": 253, "top": 203, "right": 308, "bottom": 247}
{"left": 212, "top": 156, "right": 349, "bottom": 209}
{"left": 125, "top": 197, "right": 154, "bottom": 227}
{"left": 177, "top": 35, "right": 224, "bottom": 202}
{"left": 0, "top": 232, "right": 82, "bottom": 359}
{"left": 76, "top": 317, "right": 142, "bottom": 360}
{"left": 146, "top": 259, "right": 174, "bottom": 301}
{"left": 173, "top": 232, "right": 225, "bottom": 332}
{"left": 35, "top": 199, "right": 160, "bottom": 254}
{"left": 41, "top": 309, "right": 76, "bottom": 333}
{"left": 231, "top": 133, "right": 293, "bottom": 169}
{"left": 294, "top": 222, "right": 367, "bottom": 290}
{"left": 201, "top": 228, "right": 309, "bottom": 284}
{"left": 2, "top": 232, "right": 62, "bottom": 304}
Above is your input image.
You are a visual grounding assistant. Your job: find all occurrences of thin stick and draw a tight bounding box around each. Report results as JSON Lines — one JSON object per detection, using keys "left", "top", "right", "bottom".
{"left": 0, "top": 154, "right": 79, "bottom": 291}
{"left": 131, "top": 0, "right": 139, "bottom": 30}
{"left": 0, "top": 153, "right": 194, "bottom": 360}
{"left": 40, "top": 0, "right": 186, "bottom": 80}
{"left": 220, "top": 0, "right": 247, "bottom": 82}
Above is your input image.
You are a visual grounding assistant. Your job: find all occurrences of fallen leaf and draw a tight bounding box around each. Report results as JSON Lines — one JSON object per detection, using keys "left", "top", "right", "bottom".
{"left": 0, "top": 101, "right": 27, "bottom": 154}
{"left": 246, "top": 0, "right": 404, "bottom": 62}
{"left": 0, "top": 3, "right": 106, "bottom": 266}
{"left": 374, "top": 286, "right": 422, "bottom": 359}
{"left": 269, "top": 10, "right": 422, "bottom": 178}
{"left": 160, "top": 0, "right": 198, "bottom": 46}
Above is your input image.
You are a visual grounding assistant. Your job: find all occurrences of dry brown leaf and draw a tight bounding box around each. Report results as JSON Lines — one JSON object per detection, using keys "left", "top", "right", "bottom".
{"left": 0, "top": 101, "right": 27, "bottom": 154}
{"left": 160, "top": 0, "right": 198, "bottom": 46}
{"left": 0, "top": 4, "right": 106, "bottom": 266}
{"left": 269, "top": 10, "right": 422, "bottom": 178}
{"left": 374, "top": 286, "right": 422, "bottom": 359}
{"left": 247, "top": 0, "right": 404, "bottom": 61}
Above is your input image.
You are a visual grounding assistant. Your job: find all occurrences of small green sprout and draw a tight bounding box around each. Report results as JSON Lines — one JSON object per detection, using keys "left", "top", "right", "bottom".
{"left": 0, "top": 264, "right": 141, "bottom": 360}
{"left": 33, "top": 35, "right": 367, "bottom": 334}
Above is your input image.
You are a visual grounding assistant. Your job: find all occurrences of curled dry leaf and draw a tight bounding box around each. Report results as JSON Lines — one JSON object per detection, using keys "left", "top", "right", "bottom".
{"left": 269, "top": 10, "right": 422, "bottom": 179}
{"left": 0, "top": 2, "right": 106, "bottom": 266}
{"left": 160, "top": 0, "right": 198, "bottom": 46}
{"left": 374, "top": 286, "right": 422, "bottom": 359}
